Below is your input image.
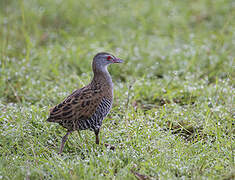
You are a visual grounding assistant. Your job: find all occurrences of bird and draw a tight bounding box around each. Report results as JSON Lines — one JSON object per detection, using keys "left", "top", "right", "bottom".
{"left": 47, "top": 52, "right": 123, "bottom": 154}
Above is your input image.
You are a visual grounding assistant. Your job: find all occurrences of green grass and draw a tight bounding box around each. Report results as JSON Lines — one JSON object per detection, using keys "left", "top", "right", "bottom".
{"left": 0, "top": 0, "right": 234, "bottom": 179}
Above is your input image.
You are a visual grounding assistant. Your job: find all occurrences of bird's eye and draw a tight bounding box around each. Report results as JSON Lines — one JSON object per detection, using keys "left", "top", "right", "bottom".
{"left": 107, "top": 56, "right": 112, "bottom": 60}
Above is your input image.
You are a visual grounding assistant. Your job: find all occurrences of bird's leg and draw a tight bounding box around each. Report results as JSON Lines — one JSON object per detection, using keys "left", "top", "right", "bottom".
{"left": 94, "top": 129, "right": 100, "bottom": 144}
{"left": 59, "top": 130, "right": 72, "bottom": 154}
{"left": 94, "top": 129, "right": 115, "bottom": 150}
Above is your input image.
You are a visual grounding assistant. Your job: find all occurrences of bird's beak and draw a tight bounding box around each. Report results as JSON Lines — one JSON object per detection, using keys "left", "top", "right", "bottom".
{"left": 113, "top": 58, "right": 124, "bottom": 63}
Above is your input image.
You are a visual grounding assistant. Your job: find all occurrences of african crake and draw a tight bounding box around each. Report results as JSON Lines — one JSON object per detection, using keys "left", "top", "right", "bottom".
{"left": 47, "top": 52, "right": 123, "bottom": 154}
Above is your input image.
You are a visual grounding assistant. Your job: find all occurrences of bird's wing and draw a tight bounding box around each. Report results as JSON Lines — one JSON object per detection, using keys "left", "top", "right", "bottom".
{"left": 47, "top": 85, "right": 103, "bottom": 123}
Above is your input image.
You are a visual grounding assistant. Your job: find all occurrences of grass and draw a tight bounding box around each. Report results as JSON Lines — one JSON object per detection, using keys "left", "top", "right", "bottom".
{"left": 0, "top": 0, "right": 234, "bottom": 179}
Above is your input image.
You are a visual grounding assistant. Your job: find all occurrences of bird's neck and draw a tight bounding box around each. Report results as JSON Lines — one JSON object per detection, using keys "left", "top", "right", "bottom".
{"left": 92, "top": 65, "right": 113, "bottom": 87}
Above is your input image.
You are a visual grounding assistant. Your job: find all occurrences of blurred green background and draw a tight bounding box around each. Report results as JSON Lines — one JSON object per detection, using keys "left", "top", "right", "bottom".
{"left": 0, "top": 0, "right": 234, "bottom": 179}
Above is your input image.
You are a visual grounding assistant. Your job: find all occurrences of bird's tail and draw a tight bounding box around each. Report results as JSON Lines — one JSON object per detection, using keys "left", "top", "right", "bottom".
{"left": 46, "top": 117, "right": 54, "bottom": 122}
{"left": 46, "top": 106, "right": 57, "bottom": 122}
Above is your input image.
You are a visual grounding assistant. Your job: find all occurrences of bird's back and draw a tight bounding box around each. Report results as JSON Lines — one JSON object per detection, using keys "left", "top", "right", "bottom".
{"left": 47, "top": 81, "right": 113, "bottom": 131}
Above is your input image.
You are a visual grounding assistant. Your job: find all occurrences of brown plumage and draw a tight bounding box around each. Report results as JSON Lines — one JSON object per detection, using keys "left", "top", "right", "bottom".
{"left": 47, "top": 52, "right": 123, "bottom": 154}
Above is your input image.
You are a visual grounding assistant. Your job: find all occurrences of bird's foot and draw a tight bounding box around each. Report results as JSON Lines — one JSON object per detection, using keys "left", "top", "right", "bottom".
{"left": 104, "top": 143, "right": 115, "bottom": 150}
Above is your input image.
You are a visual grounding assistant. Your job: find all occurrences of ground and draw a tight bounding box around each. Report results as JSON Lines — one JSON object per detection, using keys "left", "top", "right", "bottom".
{"left": 0, "top": 0, "right": 234, "bottom": 179}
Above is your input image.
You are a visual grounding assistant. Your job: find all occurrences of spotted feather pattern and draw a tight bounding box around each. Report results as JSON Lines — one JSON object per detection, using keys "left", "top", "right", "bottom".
{"left": 47, "top": 81, "right": 113, "bottom": 131}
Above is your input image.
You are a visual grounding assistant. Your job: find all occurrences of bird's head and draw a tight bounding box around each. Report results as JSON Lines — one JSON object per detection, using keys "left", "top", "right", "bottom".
{"left": 92, "top": 52, "right": 123, "bottom": 71}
